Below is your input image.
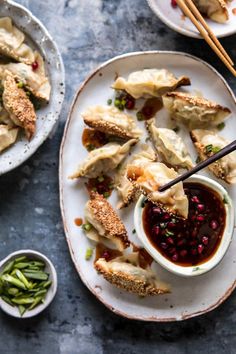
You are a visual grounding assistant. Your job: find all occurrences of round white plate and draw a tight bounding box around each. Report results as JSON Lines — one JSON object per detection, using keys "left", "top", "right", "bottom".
{"left": 147, "top": 0, "right": 236, "bottom": 38}
{"left": 0, "top": 0, "right": 65, "bottom": 175}
{"left": 60, "top": 51, "right": 236, "bottom": 322}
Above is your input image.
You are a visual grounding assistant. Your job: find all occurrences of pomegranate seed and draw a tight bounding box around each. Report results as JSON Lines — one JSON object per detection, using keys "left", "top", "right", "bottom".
{"left": 197, "top": 204, "right": 205, "bottom": 212}
{"left": 202, "top": 236, "right": 209, "bottom": 245}
{"left": 125, "top": 100, "right": 135, "bottom": 110}
{"left": 210, "top": 220, "right": 218, "bottom": 230}
{"left": 152, "top": 207, "right": 162, "bottom": 215}
{"left": 172, "top": 253, "right": 178, "bottom": 262}
{"left": 191, "top": 248, "right": 197, "bottom": 256}
{"left": 190, "top": 240, "right": 197, "bottom": 246}
{"left": 167, "top": 237, "right": 174, "bottom": 245}
{"left": 102, "top": 251, "right": 110, "bottom": 260}
{"left": 152, "top": 226, "right": 161, "bottom": 236}
{"left": 191, "top": 215, "right": 196, "bottom": 221}
{"left": 198, "top": 244, "right": 204, "bottom": 254}
{"left": 169, "top": 247, "right": 176, "bottom": 255}
{"left": 191, "top": 229, "right": 198, "bottom": 238}
{"left": 32, "top": 61, "right": 39, "bottom": 71}
{"left": 191, "top": 196, "right": 200, "bottom": 203}
{"left": 163, "top": 213, "right": 171, "bottom": 220}
{"left": 168, "top": 222, "right": 176, "bottom": 229}
{"left": 171, "top": 0, "right": 177, "bottom": 8}
{"left": 196, "top": 215, "right": 205, "bottom": 222}
{"left": 160, "top": 242, "right": 168, "bottom": 250}
{"left": 177, "top": 239, "right": 186, "bottom": 247}
{"left": 180, "top": 249, "right": 188, "bottom": 258}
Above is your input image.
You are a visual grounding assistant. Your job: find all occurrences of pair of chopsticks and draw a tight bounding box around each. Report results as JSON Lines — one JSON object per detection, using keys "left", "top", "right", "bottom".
{"left": 159, "top": 140, "right": 236, "bottom": 192}
{"left": 176, "top": 0, "right": 236, "bottom": 76}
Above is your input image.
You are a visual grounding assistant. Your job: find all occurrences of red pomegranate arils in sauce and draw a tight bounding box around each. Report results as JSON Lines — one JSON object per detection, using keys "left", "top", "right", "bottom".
{"left": 143, "top": 182, "right": 226, "bottom": 266}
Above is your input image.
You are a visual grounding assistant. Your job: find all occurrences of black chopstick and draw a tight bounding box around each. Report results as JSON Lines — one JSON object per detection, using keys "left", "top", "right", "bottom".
{"left": 158, "top": 140, "right": 236, "bottom": 192}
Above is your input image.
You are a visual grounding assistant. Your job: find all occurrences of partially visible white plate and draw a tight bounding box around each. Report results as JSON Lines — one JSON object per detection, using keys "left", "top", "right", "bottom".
{"left": 147, "top": 0, "right": 236, "bottom": 38}
{"left": 0, "top": 0, "right": 65, "bottom": 175}
{"left": 60, "top": 51, "right": 236, "bottom": 321}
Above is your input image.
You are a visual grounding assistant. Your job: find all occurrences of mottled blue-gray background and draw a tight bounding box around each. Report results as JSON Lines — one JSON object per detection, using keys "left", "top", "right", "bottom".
{"left": 0, "top": 0, "right": 236, "bottom": 353}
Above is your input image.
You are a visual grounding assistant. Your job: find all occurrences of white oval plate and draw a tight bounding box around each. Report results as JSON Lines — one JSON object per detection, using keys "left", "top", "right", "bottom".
{"left": 60, "top": 51, "right": 236, "bottom": 322}
{"left": 0, "top": 0, "right": 65, "bottom": 175}
{"left": 147, "top": 0, "right": 236, "bottom": 38}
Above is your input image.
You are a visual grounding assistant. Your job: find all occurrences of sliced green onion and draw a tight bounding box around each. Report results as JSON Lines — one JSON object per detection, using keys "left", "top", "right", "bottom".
{"left": 85, "top": 248, "right": 93, "bottom": 260}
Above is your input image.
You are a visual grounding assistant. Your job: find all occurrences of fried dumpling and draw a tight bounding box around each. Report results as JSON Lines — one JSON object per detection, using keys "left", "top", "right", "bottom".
{"left": 193, "top": 0, "right": 229, "bottom": 23}
{"left": 2, "top": 73, "right": 36, "bottom": 140}
{"left": 0, "top": 52, "right": 51, "bottom": 101}
{"left": 191, "top": 129, "right": 236, "bottom": 184}
{"left": 127, "top": 161, "right": 188, "bottom": 218}
{"left": 70, "top": 138, "right": 137, "bottom": 179}
{"left": 146, "top": 119, "right": 194, "bottom": 170}
{"left": 163, "top": 92, "right": 231, "bottom": 129}
{"left": 95, "top": 252, "right": 170, "bottom": 296}
{"left": 115, "top": 145, "right": 156, "bottom": 209}
{"left": 0, "top": 17, "right": 35, "bottom": 64}
{"left": 0, "top": 124, "right": 19, "bottom": 153}
{"left": 0, "top": 107, "right": 14, "bottom": 126}
{"left": 84, "top": 192, "right": 130, "bottom": 251}
{"left": 112, "top": 69, "right": 190, "bottom": 99}
{"left": 82, "top": 105, "right": 142, "bottom": 140}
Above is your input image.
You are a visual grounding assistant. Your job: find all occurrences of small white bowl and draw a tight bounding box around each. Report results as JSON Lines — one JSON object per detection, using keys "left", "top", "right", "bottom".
{"left": 0, "top": 250, "right": 57, "bottom": 318}
{"left": 134, "top": 175, "right": 234, "bottom": 277}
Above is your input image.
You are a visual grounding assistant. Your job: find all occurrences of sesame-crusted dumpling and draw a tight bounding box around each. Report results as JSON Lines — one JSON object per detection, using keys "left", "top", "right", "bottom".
{"left": 84, "top": 192, "right": 130, "bottom": 251}
{"left": 163, "top": 92, "right": 231, "bottom": 129}
{"left": 146, "top": 119, "right": 194, "bottom": 170}
{"left": 127, "top": 161, "right": 188, "bottom": 218}
{"left": 2, "top": 72, "right": 36, "bottom": 140}
{"left": 0, "top": 51, "right": 51, "bottom": 101}
{"left": 191, "top": 129, "right": 236, "bottom": 184}
{"left": 82, "top": 105, "right": 142, "bottom": 140}
{"left": 112, "top": 69, "right": 190, "bottom": 99}
{"left": 95, "top": 252, "right": 170, "bottom": 296}
{"left": 70, "top": 138, "right": 137, "bottom": 179}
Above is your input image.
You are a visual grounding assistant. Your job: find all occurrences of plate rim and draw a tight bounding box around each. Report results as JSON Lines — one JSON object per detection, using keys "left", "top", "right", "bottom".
{"left": 146, "top": 0, "right": 236, "bottom": 39}
{"left": 59, "top": 50, "right": 236, "bottom": 322}
{"left": 0, "top": 0, "right": 65, "bottom": 175}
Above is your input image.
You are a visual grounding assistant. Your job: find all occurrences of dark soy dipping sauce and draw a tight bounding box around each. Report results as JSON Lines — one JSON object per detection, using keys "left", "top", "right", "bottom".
{"left": 138, "top": 98, "right": 163, "bottom": 120}
{"left": 143, "top": 182, "right": 226, "bottom": 266}
{"left": 85, "top": 175, "right": 114, "bottom": 198}
{"left": 82, "top": 128, "right": 108, "bottom": 151}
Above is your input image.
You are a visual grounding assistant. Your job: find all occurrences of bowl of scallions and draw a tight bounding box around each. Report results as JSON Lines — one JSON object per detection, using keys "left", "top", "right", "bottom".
{"left": 0, "top": 250, "right": 57, "bottom": 318}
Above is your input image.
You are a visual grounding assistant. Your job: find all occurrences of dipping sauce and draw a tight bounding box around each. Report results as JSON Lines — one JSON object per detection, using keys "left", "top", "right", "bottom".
{"left": 95, "top": 244, "right": 122, "bottom": 262}
{"left": 82, "top": 128, "right": 108, "bottom": 151}
{"left": 74, "top": 217, "right": 83, "bottom": 226}
{"left": 143, "top": 182, "right": 226, "bottom": 266}
{"left": 137, "top": 98, "right": 163, "bottom": 121}
{"left": 85, "top": 174, "right": 114, "bottom": 198}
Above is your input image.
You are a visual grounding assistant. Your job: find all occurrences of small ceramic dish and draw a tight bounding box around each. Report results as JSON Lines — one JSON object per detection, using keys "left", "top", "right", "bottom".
{"left": 134, "top": 174, "right": 234, "bottom": 277}
{"left": 147, "top": 0, "right": 236, "bottom": 39}
{"left": 0, "top": 250, "right": 57, "bottom": 318}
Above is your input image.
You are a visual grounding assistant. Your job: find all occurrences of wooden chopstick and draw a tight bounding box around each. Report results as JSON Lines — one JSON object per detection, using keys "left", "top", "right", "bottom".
{"left": 176, "top": 0, "right": 236, "bottom": 76}
{"left": 185, "top": 0, "right": 234, "bottom": 66}
{"left": 158, "top": 140, "right": 236, "bottom": 192}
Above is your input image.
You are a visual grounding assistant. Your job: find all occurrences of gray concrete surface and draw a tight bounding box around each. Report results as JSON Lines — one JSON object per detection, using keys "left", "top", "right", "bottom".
{"left": 0, "top": 0, "right": 236, "bottom": 353}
